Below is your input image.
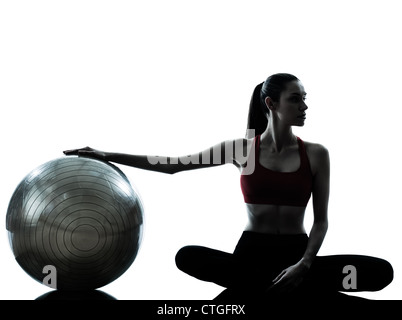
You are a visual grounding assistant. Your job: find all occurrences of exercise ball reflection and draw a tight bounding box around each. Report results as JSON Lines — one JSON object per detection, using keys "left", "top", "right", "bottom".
{"left": 6, "top": 157, "right": 144, "bottom": 290}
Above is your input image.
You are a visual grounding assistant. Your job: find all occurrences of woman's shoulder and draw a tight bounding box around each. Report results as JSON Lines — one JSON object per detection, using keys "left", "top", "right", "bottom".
{"left": 228, "top": 137, "right": 255, "bottom": 168}
{"left": 302, "top": 139, "right": 330, "bottom": 172}
{"left": 302, "top": 139, "right": 329, "bottom": 156}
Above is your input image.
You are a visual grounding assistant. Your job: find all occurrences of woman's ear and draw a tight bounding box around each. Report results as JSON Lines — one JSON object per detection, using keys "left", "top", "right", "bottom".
{"left": 264, "top": 96, "right": 276, "bottom": 111}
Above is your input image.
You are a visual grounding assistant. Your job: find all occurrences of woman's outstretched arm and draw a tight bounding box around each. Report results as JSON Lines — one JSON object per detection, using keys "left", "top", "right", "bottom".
{"left": 63, "top": 139, "right": 250, "bottom": 174}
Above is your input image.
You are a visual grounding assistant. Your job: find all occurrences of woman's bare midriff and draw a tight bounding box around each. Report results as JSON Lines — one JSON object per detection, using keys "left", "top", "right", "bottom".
{"left": 244, "top": 203, "right": 307, "bottom": 234}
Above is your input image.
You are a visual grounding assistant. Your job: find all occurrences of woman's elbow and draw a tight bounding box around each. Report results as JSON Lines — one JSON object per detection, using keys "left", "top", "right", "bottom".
{"left": 313, "top": 219, "right": 328, "bottom": 232}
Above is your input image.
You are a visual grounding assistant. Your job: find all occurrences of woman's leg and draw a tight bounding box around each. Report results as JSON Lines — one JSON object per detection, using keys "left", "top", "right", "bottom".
{"left": 175, "top": 233, "right": 309, "bottom": 296}
{"left": 176, "top": 239, "right": 393, "bottom": 300}
{"left": 176, "top": 245, "right": 278, "bottom": 303}
{"left": 175, "top": 244, "right": 276, "bottom": 292}
{"left": 305, "top": 254, "right": 393, "bottom": 292}
{"left": 175, "top": 245, "right": 242, "bottom": 289}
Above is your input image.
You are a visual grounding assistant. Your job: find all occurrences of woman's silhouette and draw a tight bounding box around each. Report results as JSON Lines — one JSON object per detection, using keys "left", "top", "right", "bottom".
{"left": 64, "top": 73, "right": 393, "bottom": 300}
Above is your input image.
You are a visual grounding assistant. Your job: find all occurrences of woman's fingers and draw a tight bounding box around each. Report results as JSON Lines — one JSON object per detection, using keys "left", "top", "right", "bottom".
{"left": 63, "top": 149, "right": 79, "bottom": 156}
{"left": 272, "top": 270, "right": 286, "bottom": 284}
{"left": 63, "top": 149, "right": 77, "bottom": 155}
{"left": 63, "top": 147, "right": 92, "bottom": 156}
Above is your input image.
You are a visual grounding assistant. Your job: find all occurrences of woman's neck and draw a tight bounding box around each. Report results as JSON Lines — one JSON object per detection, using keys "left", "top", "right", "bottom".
{"left": 261, "top": 121, "right": 296, "bottom": 153}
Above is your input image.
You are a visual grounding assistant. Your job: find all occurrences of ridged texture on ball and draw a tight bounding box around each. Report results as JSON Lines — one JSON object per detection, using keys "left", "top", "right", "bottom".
{"left": 6, "top": 157, "right": 143, "bottom": 290}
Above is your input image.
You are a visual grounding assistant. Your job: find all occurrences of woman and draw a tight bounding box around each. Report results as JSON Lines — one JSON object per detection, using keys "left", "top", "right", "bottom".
{"left": 64, "top": 73, "right": 393, "bottom": 300}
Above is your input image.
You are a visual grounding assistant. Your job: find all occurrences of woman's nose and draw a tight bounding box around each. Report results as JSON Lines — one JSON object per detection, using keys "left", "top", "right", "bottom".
{"left": 300, "top": 101, "right": 308, "bottom": 111}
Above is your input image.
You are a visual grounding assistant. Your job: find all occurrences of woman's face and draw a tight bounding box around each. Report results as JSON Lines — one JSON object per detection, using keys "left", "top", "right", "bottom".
{"left": 271, "top": 80, "right": 308, "bottom": 127}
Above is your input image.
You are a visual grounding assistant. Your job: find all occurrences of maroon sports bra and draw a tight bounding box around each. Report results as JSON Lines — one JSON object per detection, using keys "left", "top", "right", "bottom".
{"left": 240, "top": 135, "right": 313, "bottom": 207}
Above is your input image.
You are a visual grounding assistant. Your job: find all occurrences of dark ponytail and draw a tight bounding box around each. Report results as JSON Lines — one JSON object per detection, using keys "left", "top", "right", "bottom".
{"left": 246, "top": 73, "right": 299, "bottom": 138}
{"left": 245, "top": 82, "right": 267, "bottom": 138}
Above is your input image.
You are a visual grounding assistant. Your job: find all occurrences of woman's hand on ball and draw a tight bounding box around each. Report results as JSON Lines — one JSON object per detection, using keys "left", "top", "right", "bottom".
{"left": 64, "top": 147, "right": 107, "bottom": 161}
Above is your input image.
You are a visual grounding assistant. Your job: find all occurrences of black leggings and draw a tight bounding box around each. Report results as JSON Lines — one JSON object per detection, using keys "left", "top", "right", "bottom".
{"left": 175, "top": 232, "right": 393, "bottom": 300}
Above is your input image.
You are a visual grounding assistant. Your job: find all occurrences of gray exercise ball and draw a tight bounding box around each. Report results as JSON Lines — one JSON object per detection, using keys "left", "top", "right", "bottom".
{"left": 6, "top": 156, "right": 144, "bottom": 291}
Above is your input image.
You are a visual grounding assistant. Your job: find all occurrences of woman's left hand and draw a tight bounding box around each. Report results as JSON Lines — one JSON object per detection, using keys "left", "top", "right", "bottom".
{"left": 268, "top": 260, "right": 310, "bottom": 293}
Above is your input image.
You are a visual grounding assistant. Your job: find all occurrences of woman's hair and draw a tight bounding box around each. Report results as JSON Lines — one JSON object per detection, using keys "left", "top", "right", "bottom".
{"left": 246, "top": 73, "right": 299, "bottom": 138}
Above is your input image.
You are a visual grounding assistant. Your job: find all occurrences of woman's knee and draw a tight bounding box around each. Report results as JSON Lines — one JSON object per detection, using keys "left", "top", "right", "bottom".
{"left": 175, "top": 246, "right": 201, "bottom": 272}
{"left": 352, "top": 256, "right": 393, "bottom": 291}
{"left": 374, "top": 258, "right": 394, "bottom": 290}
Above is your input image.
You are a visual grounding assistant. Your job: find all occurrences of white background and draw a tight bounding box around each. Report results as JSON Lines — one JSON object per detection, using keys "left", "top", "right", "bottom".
{"left": 1, "top": 0, "right": 401, "bottom": 300}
